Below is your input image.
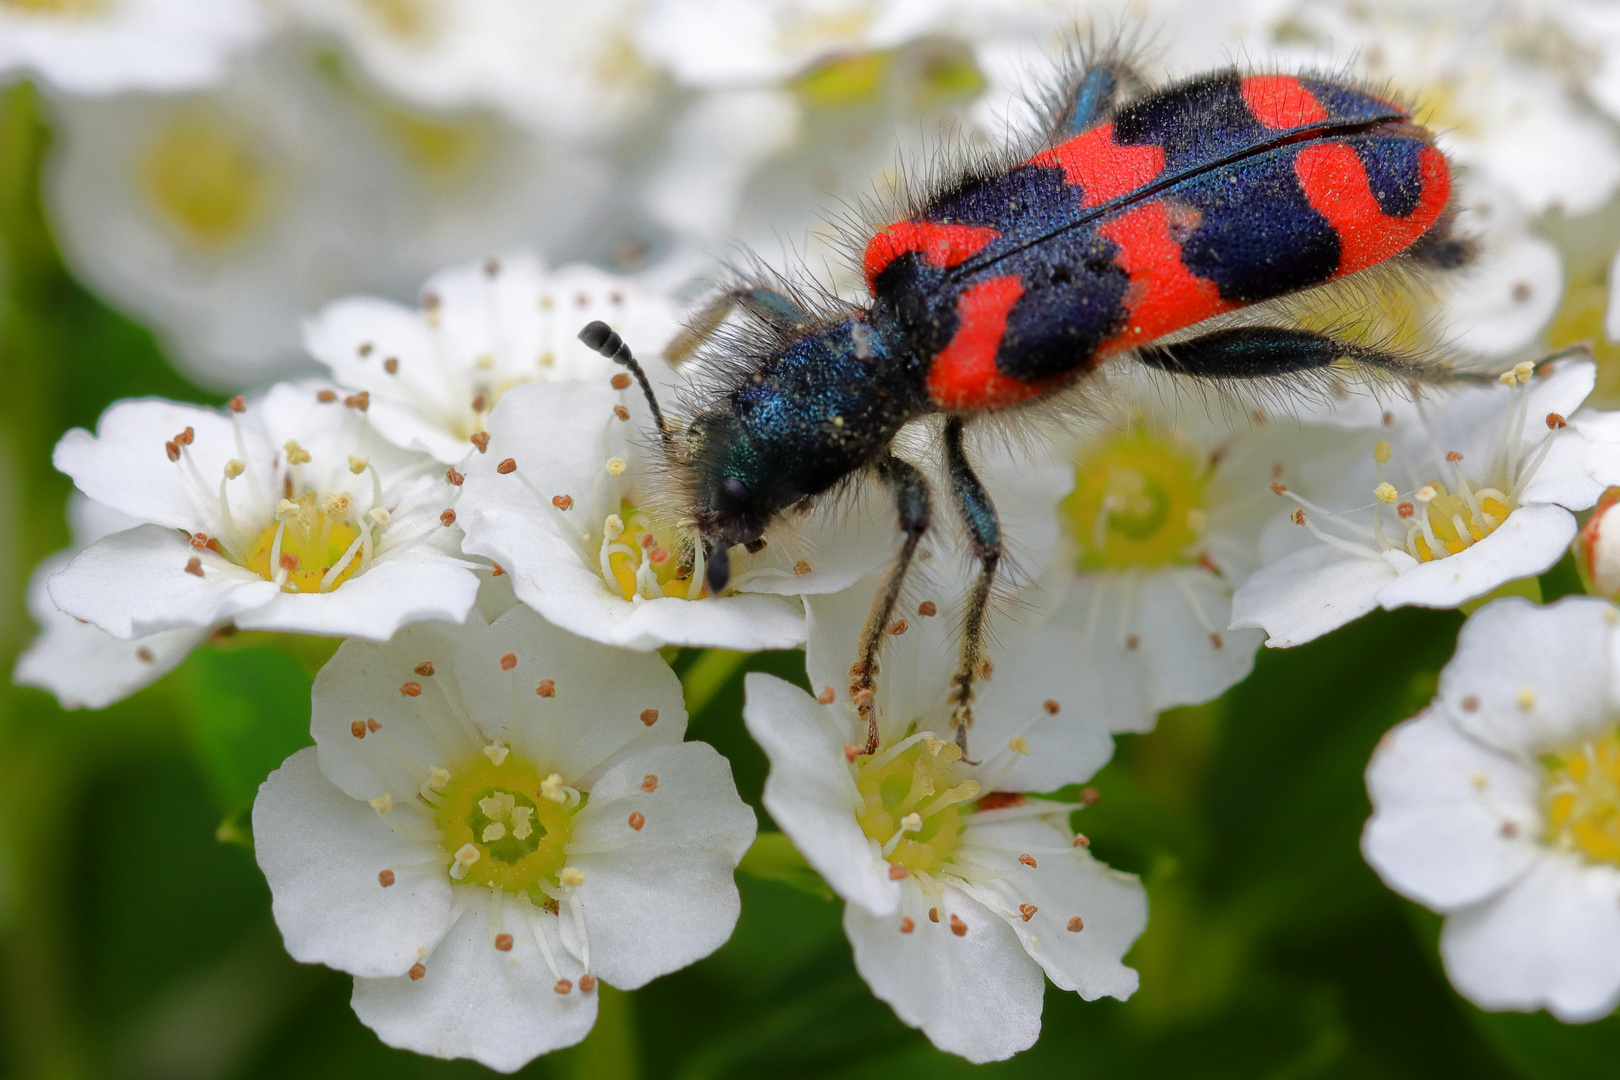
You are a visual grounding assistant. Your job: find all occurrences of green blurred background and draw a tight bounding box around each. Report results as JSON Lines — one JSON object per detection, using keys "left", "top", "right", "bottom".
{"left": 3, "top": 80, "right": 1620, "bottom": 1080}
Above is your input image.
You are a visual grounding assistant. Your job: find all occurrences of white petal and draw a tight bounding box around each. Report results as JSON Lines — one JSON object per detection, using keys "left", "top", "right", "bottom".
{"left": 1441, "top": 855, "right": 1620, "bottom": 1023}
{"left": 1229, "top": 544, "right": 1392, "bottom": 648}
{"left": 352, "top": 890, "right": 596, "bottom": 1072}
{"left": 961, "top": 813, "right": 1146, "bottom": 1001}
{"left": 1442, "top": 233, "right": 1562, "bottom": 357}
{"left": 845, "top": 881, "right": 1043, "bottom": 1063}
{"left": 253, "top": 748, "right": 453, "bottom": 979}
{"left": 564, "top": 742, "right": 755, "bottom": 989}
{"left": 643, "top": 89, "right": 801, "bottom": 237}
{"left": 1374, "top": 504, "right": 1577, "bottom": 611}
{"left": 1362, "top": 710, "right": 1541, "bottom": 912}
{"left": 232, "top": 553, "right": 480, "bottom": 640}
{"left": 1436, "top": 596, "right": 1620, "bottom": 757}
{"left": 743, "top": 673, "right": 898, "bottom": 916}
{"left": 47, "top": 525, "right": 278, "bottom": 638}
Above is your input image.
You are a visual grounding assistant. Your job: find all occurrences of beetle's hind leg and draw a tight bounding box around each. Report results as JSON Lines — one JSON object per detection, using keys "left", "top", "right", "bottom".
{"left": 942, "top": 417, "right": 1002, "bottom": 760}
{"left": 1136, "top": 325, "right": 1497, "bottom": 388}
{"left": 851, "top": 452, "right": 933, "bottom": 755}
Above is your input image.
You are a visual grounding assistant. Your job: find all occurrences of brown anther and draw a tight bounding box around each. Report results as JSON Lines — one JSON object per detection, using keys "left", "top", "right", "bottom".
{"left": 358, "top": 343, "right": 373, "bottom": 357}
{"left": 843, "top": 744, "right": 860, "bottom": 762}
{"left": 1126, "top": 634, "right": 1140, "bottom": 650}
{"left": 900, "top": 917, "right": 915, "bottom": 934}
{"left": 497, "top": 457, "right": 517, "bottom": 474}
{"left": 1079, "top": 786, "right": 1100, "bottom": 807}
{"left": 917, "top": 600, "right": 937, "bottom": 617}
{"left": 136, "top": 647, "right": 155, "bottom": 663}
{"left": 483, "top": 258, "right": 500, "bottom": 276}
{"left": 793, "top": 559, "right": 812, "bottom": 576}
{"left": 611, "top": 373, "right": 632, "bottom": 391}
{"left": 446, "top": 467, "right": 465, "bottom": 486}
{"left": 176, "top": 426, "right": 195, "bottom": 445}
{"left": 1067, "top": 917, "right": 1084, "bottom": 932}
{"left": 409, "top": 963, "right": 426, "bottom": 980}
{"left": 554, "top": 979, "right": 572, "bottom": 995}
{"left": 928, "top": 908, "right": 939, "bottom": 923}
{"left": 628, "top": 811, "right": 645, "bottom": 831}
{"left": 1197, "top": 552, "right": 1218, "bottom": 572}
{"left": 470, "top": 432, "right": 490, "bottom": 453}
{"left": 500, "top": 652, "right": 517, "bottom": 671}
{"left": 228, "top": 395, "right": 245, "bottom": 413}
{"left": 1398, "top": 502, "right": 1415, "bottom": 518}
{"left": 378, "top": 870, "right": 395, "bottom": 887}
{"left": 640, "top": 774, "right": 658, "bottom": 792}
{"left": 190, "top": 532, "right": 209, "bottom": 549}
{"left": 817, "top": 686, "right": 835, "bottom": 704}
{"left": 536, "top": 680, "right": 555, "bottom": 697}
{"left": 852, "top": 688, "right": 875, "bottom": 709}
{"left": 351, "top": 720, "right": 367, "bottom": 738}
{"left": 1446, "top": 451, "right": 1464, "bottom": 462}
{"left": 366, "top": 718, "right": 380, "bottom": 732}
{"left": 977, "top": 660, "right": 994, "bottom": 680}
{"left": 1073, "top": 834, "right": 1091, "bottom": 848}
{"left": 579, "top": 975, "right": 597, "bottom": 993}
{"left": 1210, "top": 632, "right": 1224, "bottom": 649}
{"left": 849, "top": 660, "right": 869, "bottom": 678}
{"left": 888, "top": 864, "right": 908, "bottom": 880}
{"left": 495, "top": 933, "right": 513, "bottom": 952}
{"left": 492, "top": 563, "right": 505, "bottom": 576}
{"left": 471, "top": 393, "right": 486, "bottom": 413}
{"left": 1548, "top": 412, "right": 1568, "bottom": 430}
{"left": 1018, "top": 854, "right": 1037, "bottom": 868}
{"left": 317, "top": 389, "right": 337, "bottom": 403}
{"left": 185, "top": 556, "right": 204, "bottom": 577}
{"left": 1043, "top": 699, "right": 1060, "bottom": 715}
{"left": 978, "top": 792, "right": 1026, "bottom": 811}
{"left": 1019, "top": 904, "right": 1037, "bottom": 922}
{"left": 165, "top": 441, "right": 181, "bottom": 462}
{"left": 384, "top": 358, "right": 399, "bottom": 374}
{"left": 440, "top": 509, "right": 457, "bottom": 527}
{"left": 413, "top": 661, "right": 434, "bottom": 677}
{"left": 613, "top": 404, "right": 630, "bottom": 421}
{"left": 1462, "top": 695, "right": 1480, "bottom": 711}
{"left": 640, "top": 708, "right": 659, "bottom": 726}
{"left": 949, "top": 914, "right": 967, "bottom": 937}
{"left": 1291, "top": 508, "right": 1307, "bottom": 525}
{"left": 343, "top": 392, "right": 370, "bottom": 411}
{"left": 1500, "top": 821, "right": 1518, "bottom": 838}
{"left": 279, "top": 552, "right": 299, "bottom": 571}
{"left": 401, "top": 682, "right": 422, "bottom": 697}
{"left": 1270, "top": 481, "right": 1287, "bottom": 495}
{"left": 552, "top": 494, "right": 574, "bottom": 510}
{"left": 888, "top": 619, "right": 908, "bottom": 636}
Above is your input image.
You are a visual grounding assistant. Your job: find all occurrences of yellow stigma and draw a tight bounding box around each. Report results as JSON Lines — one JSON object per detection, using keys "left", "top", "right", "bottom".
{"left": 435, "top": 754, "right": 580, "bottom": 899}
{"left": 1543, "top": 729, "right": 1620, "bottom": 865}
{"left": 856, "top": 738, "right": 976, "bottom": 874}
{"left": 1062, "top": 427, "right": 1208, "bottom": 571}
{"left": 141, "top": 112, "right": 274, "bottom": 247}
{"left": 249, "top": 491, "right": 363, "bottom": 593}
{"left": 604, "top": 501, "right": 703, "bottom": 601}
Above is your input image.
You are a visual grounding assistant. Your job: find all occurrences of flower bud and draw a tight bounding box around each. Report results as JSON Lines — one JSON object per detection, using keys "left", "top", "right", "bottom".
{"left": 1578, "top": 487, "right": 1620, "bottom": 597}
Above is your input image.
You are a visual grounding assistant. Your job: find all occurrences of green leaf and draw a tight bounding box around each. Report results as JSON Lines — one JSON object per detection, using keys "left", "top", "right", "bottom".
{"left": 738, "top": 831, "right": 834, "bottom": 901}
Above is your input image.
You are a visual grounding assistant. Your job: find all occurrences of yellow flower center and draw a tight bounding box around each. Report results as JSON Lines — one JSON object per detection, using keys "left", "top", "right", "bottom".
{"left": 603, "top": 501, "right": 704, "bottom": 601}
{"left": 1543, "top": 729, "right": 1620, "bottom": 865}
{"left": 436, "top": 755, "right": 579, "bottom": 898}
{"left": 141, "top": 113, "right": 274, "bottom": 247}
{"left": 247, "top": 492, "right": 364, "bottom": 594}
{"left": 857, "top": 737, "right": 978, "bottom": 875}
{"left": 1061, "top": 428, "right": 1208, "bottom": 571}
{"left": 1408, "top": 481, "right": 1515, "bottom": 563}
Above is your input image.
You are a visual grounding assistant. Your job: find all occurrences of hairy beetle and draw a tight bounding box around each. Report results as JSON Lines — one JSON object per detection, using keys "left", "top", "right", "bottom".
{"left": 583, "top": 48, "right": 1477, "bottom": 756}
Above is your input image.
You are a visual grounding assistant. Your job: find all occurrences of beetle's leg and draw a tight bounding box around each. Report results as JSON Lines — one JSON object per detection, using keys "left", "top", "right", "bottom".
{"left": 1407, "top": 212, "right": 1477, "bottom": 272}
{"left": 1137, "top": 325, "right": 1496, "bottom": 387}
{"left": 942, "top": 416, "right": 1001, "bottom": 760}
{"left": 851, "top": 453, "right": 933, "bottom": 755}
{"left": 1046, "top": 37, "right": 1146, "bottom": 139}
{"left": 662, "top": 286, "right": 814, "bottom": 365}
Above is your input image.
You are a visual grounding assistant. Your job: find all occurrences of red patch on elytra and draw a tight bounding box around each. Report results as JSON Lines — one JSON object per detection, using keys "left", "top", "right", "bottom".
{"left": 1241, "top": 75, "right": 1329, "bottom": 130}
{"left": 1096, "top": 200, "right": 1234, "bottom": 358}
{"left": 927, "top": 276, "right": 1060, "bottom": 411}
{"left": 1027, "top": 124, "right": 1164, "bottom": 206}
{"left": 1293, "top": 141, "right": 1450, "bottom": 278}
{"left": 863, "top": 220, "right": 999, "bottom": 293}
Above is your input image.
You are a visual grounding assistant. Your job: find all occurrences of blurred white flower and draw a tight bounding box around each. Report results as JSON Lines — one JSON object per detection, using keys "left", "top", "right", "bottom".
{"left": 303, "top": 251, "right": 681, "bottom": 463}
{"left": 45, "top": 40, "right": 615, "bottom": 387}
{"left": 456, "top": 378, "right": 893, "bottom": 651}
{"left": 282, "top": 0, "right": 658, "bottom": 139}
{"left": 0, "top": 0, "right": 265, "bottom": 96}
{"left": 1363, "top": 596, "right": 1620, "bottom": 1023}
{"left": 48, "top": 381, "right": 479, "bottom": 643}
{"left": 254, "top": 605, "right": 755, "bottom": 1071}
{"left": 743, "top": 577, "right": 1145, "bottom": 1061}
{"left": 13, "top": 494, "right": 208, "bottom": 709}
{"left": 1232, "top": 357, "right": 1619, "bottom": 647}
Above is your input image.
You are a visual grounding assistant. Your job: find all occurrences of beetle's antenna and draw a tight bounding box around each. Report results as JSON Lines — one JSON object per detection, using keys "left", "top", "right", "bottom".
{"left": 579, "top": 321, "right": 675, "bottom": 451}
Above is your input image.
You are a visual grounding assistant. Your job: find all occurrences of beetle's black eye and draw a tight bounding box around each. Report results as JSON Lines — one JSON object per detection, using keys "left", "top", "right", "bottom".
{"left": 716, "top": 477, "right": 751, "bottom": 513}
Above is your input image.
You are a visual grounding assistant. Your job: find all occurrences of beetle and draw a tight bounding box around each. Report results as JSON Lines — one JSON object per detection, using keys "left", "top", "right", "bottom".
{"left": 582, "top": 49, "right": 1478, "bottom": 757}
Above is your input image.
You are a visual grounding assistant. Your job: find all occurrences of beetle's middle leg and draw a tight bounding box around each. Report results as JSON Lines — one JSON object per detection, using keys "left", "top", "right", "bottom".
{"left": 942, "top": 416, "right": 1002, "bottom": 760}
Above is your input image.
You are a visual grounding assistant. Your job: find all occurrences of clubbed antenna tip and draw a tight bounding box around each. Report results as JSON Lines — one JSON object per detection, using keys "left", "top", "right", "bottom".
{"left": 578, "top": 321, "right": 673, "bottom": 450}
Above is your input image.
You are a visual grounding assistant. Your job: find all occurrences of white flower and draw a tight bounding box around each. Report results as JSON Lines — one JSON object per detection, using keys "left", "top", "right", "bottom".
{"left": 283, "top": 0, "right": 657, "bottom": 139}
{"left": 1362, "top": 596, "right": 1620, "bottom": 1022}
{"left": 13, "top": 494, "right": 208, "bottom": 710}
{"left": 0, "top": 0, "right": 265, "bottom": 96}
{"left": 303, "top": 251, "right": 681, "bottom": 463}
{"left": 253, "top": 604, "right": 755, "bottom": 1070}
{"left": 742, "top": 579, "right": 1146, "bottom": 1061}
{"left": 456, "top": 377, "right": 894, "bottom": 651}
{"left": 1232, "top": 358, "right": 1620, "bottom": 648}
{"left": 48, "top": 381, "right": 479, "bottom": 643}
{"left": 1576, "top": 487, "right": 1620, "bottom": 599}
{"left": 45, "top": 40, "right": 614, "bottom": 386}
